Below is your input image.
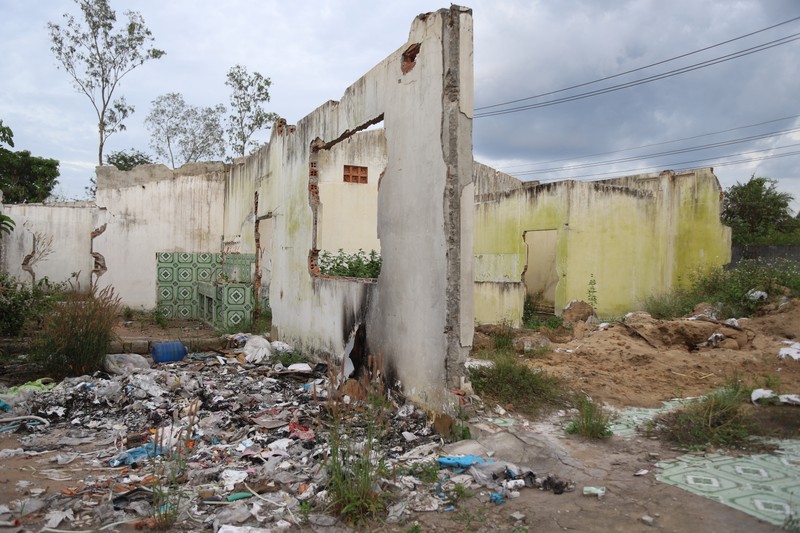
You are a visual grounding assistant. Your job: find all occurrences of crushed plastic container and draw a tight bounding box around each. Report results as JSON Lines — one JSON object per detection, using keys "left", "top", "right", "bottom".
{"left": 151, "top": 342, "right": 188, "bottom": 363}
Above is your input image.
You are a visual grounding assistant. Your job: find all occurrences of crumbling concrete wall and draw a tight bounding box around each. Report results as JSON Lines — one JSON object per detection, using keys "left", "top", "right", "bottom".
{"left": 229, "top": 6, "right": 474, "bottom": 409}
{"left": 474, "top": 167, "right": 732, "bottom": 321}
{"left": 0, "top": 202, "right": 99, "bottom": 288}
{"left": 93, "top": 163, "right": 227, "bottom": 308}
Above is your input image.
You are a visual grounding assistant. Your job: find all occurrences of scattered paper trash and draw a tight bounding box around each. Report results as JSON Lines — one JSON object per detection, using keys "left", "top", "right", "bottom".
{"left": 779, "top": 341, "right": 800, "bottom": 361}
{"left": 583, "top": 486, "right": 606, "bottom": 498}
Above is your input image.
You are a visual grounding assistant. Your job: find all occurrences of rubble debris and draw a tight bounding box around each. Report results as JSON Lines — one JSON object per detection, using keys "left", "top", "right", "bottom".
{"left": 751, "top": 388, "right": 800, "bottom": 406}
{"left": 779, "top": 341, "right": 800, "bottom": 361}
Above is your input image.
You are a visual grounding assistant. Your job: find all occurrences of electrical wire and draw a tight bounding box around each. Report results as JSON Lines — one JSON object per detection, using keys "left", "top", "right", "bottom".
{"left": 508, "top": 126, "right": 800, "bottom": 176}
{"left": 523, "top": 144, "right": 800, "bottom": 181}
{"left": 475, "top": 33, "right": 800, "bottom": 117}
{"left": 476, "top": 16, "right": 800, "bottom": 111}
{"left": 497, "top": 113, "right": 800, "bottom": 170}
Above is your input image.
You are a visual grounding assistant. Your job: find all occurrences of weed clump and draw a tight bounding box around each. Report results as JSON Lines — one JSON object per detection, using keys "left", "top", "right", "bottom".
{"left": 468, "top": 355, "right": 566, "bottom": 417}
{"left": 324, "top": 357, "right": 390, "bottom": 523}
{"left": 33, "top": 285, "right": 121, "bottom": 378}
{"left": 653, "top": 383, "right": 751, "bottom": 448}
{"left": 566, "top": 395, "right": 612, "bottom": 439}
{"left": 490, "top": 320, "right": 515, "bottom": 351}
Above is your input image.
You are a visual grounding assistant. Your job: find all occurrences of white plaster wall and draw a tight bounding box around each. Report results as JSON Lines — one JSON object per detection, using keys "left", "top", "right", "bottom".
{"left": 317, "top": 129, "right": 385, "bottom": 253}
{"left": 94, "top": 164, "right": 226, "bottom": 308}
{"left": 224, "top": 155, "right": 263, "bottom": 254}
{"left": 0, "top": 203, "right": 99, "bottom": 288}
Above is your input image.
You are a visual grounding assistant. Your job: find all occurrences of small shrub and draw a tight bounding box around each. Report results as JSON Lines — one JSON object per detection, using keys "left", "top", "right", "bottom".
{"left": 274, "top": 350, "right": 307, "bottom": 367}
{"left": 469, "top": 355, "right": 566, "bottom": 417}
{"left": 123, "top": 306, "right": 134, "bottom": 321}
{"left": 152, "top": 306, "right": 167, "bottom": 328}
{"left": 566, "top": 395, "right": 612, "bottom": 439}
{"left": 524, "top": 314, "right": 563, "bottom": 332}
{"left": 0, "top": 273, "right": 61, "bottom": 336}
{"left": 319, "top": 249, "right": 381, "bottom": 278}
{"left": 34, "top": 285, "right": 122, "bottom": 378}
{"left": 412, "top": 461, "right": 440, "bottom": 483}
{"left": 642, "top": 287, "right": 696, "bottom": 319}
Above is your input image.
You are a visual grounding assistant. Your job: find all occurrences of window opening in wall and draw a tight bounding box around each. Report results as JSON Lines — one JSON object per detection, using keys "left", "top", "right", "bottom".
{"left": 343, "top": 165, "right": 368, "bottom": 184}
{"left": 308, "top": 123, "right": 386, "bottom": 281}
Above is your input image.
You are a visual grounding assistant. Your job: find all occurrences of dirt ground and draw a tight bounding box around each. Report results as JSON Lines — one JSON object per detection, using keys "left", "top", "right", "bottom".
{"left": 516, "top": 300, "right": 800, "bottom": 408}
{"left": 1, "top": 304, "right": 798, "bottom": 532}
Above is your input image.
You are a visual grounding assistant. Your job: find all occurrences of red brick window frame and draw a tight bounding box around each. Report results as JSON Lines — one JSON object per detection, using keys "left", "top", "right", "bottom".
{"left": 343, "top": 165, "right": 368, "bottom": 184}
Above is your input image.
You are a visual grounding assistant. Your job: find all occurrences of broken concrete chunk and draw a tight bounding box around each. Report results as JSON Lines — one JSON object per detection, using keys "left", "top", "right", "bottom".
{"left": 561, "top": 300, "right": 595, "bottom": 324}
{"left": 512, "top": 333, "right": 551, "bottom": 354}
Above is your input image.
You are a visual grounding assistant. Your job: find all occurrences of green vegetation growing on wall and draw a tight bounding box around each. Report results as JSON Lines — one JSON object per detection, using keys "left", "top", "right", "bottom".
{"left": 319, "top": 249, "right": 381, "bottom": 278}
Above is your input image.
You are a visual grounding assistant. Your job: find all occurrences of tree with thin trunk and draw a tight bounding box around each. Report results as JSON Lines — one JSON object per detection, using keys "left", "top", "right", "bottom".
{"left": 48, "top": 0, "right": 165, "bottom": 166}
{"left": 146, "top": 93, "right": 226, "bottom": 169}
{"left": 225, "top": 65, "right": 278, "bottom": 158}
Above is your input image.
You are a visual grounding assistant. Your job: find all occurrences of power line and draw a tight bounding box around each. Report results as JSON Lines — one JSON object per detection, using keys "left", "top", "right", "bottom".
{"left": 529, "top": 143, "right": 800, "bottom": 181}
{"left": 475, "top": 33, "right": 800, "bottom": 118}
{"left": 508, "top": 126, "right": 800, "bottom": 176}
{"left": 475, "top": 16, "right": 800, "bottom": 112}
{"left": 498, "top": 113, "right": 800, "bottom": 170}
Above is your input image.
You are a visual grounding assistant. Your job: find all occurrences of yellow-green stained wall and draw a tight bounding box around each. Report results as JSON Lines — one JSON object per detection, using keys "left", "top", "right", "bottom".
{"left": 473, "top": 166, "right": 732, "bottom": 323}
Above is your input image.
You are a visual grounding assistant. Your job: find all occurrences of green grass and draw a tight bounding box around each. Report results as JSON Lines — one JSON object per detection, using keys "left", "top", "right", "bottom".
{"left": 491, "top": 320, "right": 515, "bottom": 351}
{"left": 273, "top": 350, "right": 307, "bottom": 367}
{"left": 566, "top": 395, "right": 613, "bottom": 439}
{"left": 468, "top": 354, "right": 566, "bottom": 417}
{"left": 643, "top": 258, "right": 800, "bottom": 319}
{"left": 524, "top": 314, "right": 564, "bottom": 332}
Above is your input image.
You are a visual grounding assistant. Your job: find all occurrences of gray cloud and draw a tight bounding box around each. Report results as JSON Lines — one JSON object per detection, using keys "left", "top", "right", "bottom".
{"left": 1, "top": 0, "right": 798, "bottom": 210}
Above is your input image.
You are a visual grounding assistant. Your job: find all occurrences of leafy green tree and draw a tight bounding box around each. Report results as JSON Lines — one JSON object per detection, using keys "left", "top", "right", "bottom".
{"left": 0, "top": 120, "right": 13, "bottom": 147}
{"left": 722, "top": 176, "right": 800, "bottom": 245}
{"left": 145, "top": 93, "right": 226, "bottom": 168}
{"left": 106, "top": 148, "right": 154, "bottom": 170}
{"left": 0, "top": 121, "right": 60, "bottom": 204}
{"left": 225, "top": 65, "right": 278, "bottom": 157}
{"left": 48, "top": 0, "right": 165, "bottom": 166}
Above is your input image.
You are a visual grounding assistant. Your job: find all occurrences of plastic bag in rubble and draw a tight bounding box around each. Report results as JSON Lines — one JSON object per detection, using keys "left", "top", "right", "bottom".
{"left": 104, "top": 353, "right": 150, "bottom": 375}
{"left": 243, "top": 336, "right": 272, "bottom": 364}
{"left": 271, "top": 340, "right": 293, "bottom": 353}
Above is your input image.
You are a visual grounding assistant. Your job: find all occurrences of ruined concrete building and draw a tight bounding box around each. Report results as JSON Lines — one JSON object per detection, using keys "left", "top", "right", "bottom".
{"left": 0, "top": 6, "right": 731, "bottom": 410}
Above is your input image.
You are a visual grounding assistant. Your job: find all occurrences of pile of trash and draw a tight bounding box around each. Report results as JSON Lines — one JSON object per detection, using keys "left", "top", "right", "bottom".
{"left": 0, "top": 335, "right": 573, "bottom": 531}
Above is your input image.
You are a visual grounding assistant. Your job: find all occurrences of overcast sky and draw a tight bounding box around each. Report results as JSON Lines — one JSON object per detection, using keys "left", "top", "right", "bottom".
{"left": 1, "top": 0, "right": 799, "bottom": 210}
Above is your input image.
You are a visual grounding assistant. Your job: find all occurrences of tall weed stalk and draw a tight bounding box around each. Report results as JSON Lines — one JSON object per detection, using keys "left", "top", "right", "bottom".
{"left": 34, "top": 285, "right": 121, "bottom": 377}
{"left": 325, "top": 356, "right": 390, "bottom": 523}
